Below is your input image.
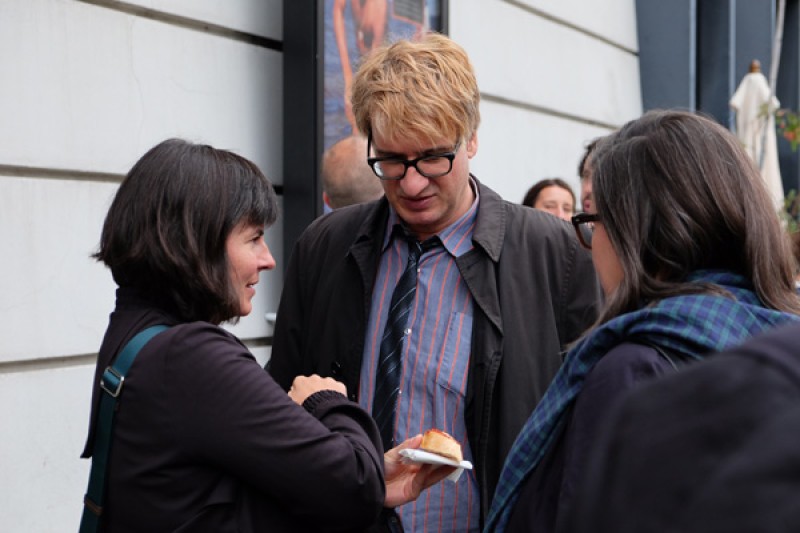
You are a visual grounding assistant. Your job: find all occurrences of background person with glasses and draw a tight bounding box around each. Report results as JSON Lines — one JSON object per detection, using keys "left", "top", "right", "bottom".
{"left": 485, "top": 109, "right": 800, "bottom": 533}
{"left": 268, "top": 33, "right": 601, "bottom": 532}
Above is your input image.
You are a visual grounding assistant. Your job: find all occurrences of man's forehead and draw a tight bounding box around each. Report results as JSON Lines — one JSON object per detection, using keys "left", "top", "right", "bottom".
{"left": 371, "top": 131, "right": 454, "bottom": 153}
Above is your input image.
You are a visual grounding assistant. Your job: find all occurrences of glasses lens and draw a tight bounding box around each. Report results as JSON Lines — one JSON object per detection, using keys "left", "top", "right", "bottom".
{"left": 572, "top": 214, "right": 597, "bottom": 250}
{"left": 373, "top": 160, "right": 406, "bottom": 180}
{"left": 580, "top": 224, "right": 593, "bottom": 248}
{"left": 416, "top": 155, "right": 453, "bottom": 178}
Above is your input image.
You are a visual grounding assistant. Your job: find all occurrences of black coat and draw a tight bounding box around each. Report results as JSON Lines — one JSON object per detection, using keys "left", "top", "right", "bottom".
{"left": 81, "top": 288, "right": 385, "bottom": 532}
{"left": 565, "top": 322, "right": 800, "bottom": 533}
{"left": 268, "top": 178, "right": 601, "bottom": 521}
{"left": 505, "top": 342, "right": 675, "bottom": 533}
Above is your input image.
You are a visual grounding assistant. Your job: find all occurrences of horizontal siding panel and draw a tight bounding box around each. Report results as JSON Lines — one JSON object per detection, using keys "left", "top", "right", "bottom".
{"left": 0, "top": 364, "right": 93, "bottom": 532}
{"left": 450, "top": 0, "right": 642, "bottom": 128}
{"left": 0, "top": 176, "right": 283, "bottom": 362}
{"left": 471, "top": 98, "right": 611, "bottom": 205}
{"left": 511, "top": 0, "right": 639, "bottom": 52}
{"left": 116, "top": 0, "right": 283, "bottom": 41}
{"left": 0, "top": 0, "right": 283, "bottom": 185}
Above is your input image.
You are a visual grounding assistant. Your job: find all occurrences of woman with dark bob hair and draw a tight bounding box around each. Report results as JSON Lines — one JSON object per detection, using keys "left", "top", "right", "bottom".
{"left": 485, "top": 110, "right": 800, "bottom": 533}
{"left": 521, "top": 177, "right": 576, "bottom": 221}
{"left": 80, "top": 139, "right": 451, "bottom": 532}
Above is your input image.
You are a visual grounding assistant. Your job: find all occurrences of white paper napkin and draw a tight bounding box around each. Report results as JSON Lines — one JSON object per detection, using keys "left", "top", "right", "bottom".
{"left": 398, "top": 449, "right": 473, "bottom": 482}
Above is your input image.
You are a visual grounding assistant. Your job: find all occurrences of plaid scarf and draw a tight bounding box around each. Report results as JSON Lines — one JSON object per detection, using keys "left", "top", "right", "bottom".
{"left": 484, "top": 270, "right": 799, "bottom": 532}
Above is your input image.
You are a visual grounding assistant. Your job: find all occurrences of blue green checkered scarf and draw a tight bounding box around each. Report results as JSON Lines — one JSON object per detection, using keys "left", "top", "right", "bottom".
{"left": 484, "top": 270, "right": 799, "bottom": 532}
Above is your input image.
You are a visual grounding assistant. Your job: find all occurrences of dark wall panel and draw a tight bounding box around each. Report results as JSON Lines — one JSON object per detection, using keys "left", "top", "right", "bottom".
{"left": 697, "top": 0, "right": 734, "bottom": 126}
{"left": 778, "top": 1, "right": 800, "bottom": 195}
{"left": 282, "top": 0, "right": 323, "bottom": 268}
{"left": 636, "top": 0, "right": 696, "bottom": 111}
{"left": 637, "top": 0, "right": 800, "bottom": 201}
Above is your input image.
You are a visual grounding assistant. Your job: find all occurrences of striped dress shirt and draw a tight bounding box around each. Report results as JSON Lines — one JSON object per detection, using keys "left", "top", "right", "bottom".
{"left": 360, "top": 188, "right": 481, "bottom": 532}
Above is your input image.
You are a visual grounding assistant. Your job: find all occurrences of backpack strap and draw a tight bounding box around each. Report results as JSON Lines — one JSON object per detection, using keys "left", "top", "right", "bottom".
{"left": 632, "top": 338, "right": 694, "bottom": 371}
{"left": 80, "top": 325, "right": 169, "bottom": 533}
{"left": 649, "top": 343, "right": 683, "bottom": 371}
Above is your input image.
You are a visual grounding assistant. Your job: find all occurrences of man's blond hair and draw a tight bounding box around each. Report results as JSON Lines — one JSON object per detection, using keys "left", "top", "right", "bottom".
{"left": 351, "top": 33, "right": 480, "bottom": 148}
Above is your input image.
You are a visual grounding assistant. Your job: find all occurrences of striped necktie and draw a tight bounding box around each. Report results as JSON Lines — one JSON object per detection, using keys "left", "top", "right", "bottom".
{"left": 372, "top": 233, "right": 441, "bottom": 451}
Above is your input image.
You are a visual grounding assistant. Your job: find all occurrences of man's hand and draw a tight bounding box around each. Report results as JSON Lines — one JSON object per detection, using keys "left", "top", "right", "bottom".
{"left": 384, "top": 434, "right": 456, "bottom": 508}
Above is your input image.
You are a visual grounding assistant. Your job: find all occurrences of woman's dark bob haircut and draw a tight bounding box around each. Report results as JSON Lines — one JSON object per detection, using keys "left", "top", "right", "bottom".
{"left": 591, "top": 109, "right": 800, "bottom": 324}
{"left": 94, "top": 138, "right": 278, "bottom": 324}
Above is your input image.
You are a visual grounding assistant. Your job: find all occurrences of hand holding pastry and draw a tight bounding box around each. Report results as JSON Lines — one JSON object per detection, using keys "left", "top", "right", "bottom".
{"left": 384, "top": 434, "right": 456, "bottom": 508}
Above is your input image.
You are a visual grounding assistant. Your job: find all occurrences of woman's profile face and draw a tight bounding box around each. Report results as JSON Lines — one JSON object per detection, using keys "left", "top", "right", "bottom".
{"left": 591, "top": 222, "right": 623, "bottom": 296}
{"left": 226, "top": 221, "right": 276, "bottom": 317}
{"left": 533, "top": 185, "right": 575, "bottom": 221}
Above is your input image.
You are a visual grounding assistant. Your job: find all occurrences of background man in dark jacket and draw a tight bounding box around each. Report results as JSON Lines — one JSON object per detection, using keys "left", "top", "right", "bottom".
{"left": 268, "top": 33, "right": 600, "bottom": 531}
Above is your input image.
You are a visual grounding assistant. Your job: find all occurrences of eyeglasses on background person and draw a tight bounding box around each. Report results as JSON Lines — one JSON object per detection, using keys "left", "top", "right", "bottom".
{"left": 367, "top": 136, "right": 460, "bottom": 180}
{"left": 571, "top": 212, "right": 599, "bottom": 249}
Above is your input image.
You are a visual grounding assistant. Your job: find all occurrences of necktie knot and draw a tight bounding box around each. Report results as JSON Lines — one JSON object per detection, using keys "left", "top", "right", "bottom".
{"left": 407, "top": 235, "right": 441, "bottom": 263}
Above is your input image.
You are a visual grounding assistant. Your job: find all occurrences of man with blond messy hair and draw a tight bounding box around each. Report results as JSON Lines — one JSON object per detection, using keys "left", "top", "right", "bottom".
{"left": 269, "top": 33, "right": 600, "bottom": 531}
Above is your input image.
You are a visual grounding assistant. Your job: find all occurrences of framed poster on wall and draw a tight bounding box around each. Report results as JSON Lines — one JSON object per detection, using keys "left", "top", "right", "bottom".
{"left": 323, "top": 0, "right": 447, "bottom": 151}
{"left": 282, "top": 0, "right": 447, "bottom": 256}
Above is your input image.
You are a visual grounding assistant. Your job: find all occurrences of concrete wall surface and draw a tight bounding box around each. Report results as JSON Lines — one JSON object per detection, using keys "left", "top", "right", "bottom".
{"left": 451, "top": 0, "right": 641, "bottom": 204}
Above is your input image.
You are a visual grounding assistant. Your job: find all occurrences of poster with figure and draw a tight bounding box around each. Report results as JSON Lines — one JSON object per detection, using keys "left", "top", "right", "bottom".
{"left": 324, "top": 0, "right": 445, "bottom": 151}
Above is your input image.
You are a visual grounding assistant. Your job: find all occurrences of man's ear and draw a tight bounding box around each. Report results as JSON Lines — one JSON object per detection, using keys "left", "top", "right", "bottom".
{"left": 466, "top": 133, "right": 478, "bottom": 159}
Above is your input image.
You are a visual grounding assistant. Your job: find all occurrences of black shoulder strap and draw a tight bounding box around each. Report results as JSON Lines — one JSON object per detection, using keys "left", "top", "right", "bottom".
{"left": 633, "top": 339, "right": 694, "bottom": 371}
{"left": 80, "top": 325, "right": 169, "bottom": 533}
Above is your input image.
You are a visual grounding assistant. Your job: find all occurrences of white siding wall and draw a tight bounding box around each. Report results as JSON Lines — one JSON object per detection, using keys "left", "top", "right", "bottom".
{"left": 451, "top": 0, "right": 642, "bottom": 203}
{"left": 0, "top": 1, "right": 282, "bottom": 531}
{"left": 0, "top": 1, "right": 640, "bottom": 531}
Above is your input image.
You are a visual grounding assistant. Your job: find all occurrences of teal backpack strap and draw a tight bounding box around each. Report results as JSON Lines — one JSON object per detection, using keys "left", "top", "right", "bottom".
{"left": 80, "top": 325, "right": 169, "bottom": 533}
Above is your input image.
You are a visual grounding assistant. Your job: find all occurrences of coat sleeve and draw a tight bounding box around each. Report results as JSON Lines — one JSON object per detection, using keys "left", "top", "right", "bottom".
{"left": 169, "top": 325, "right": 385, "bottom": 530}
{"left": 560, "top": 236, "right": 602, "bottom": 347}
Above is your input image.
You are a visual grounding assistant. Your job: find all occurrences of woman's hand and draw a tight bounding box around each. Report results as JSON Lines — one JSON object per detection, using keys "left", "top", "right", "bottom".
{"left": 288, "top": 374, "right": 347, "bottom": 405}
{"left": 384, "top": 434, "right": 456, "bottom": 508}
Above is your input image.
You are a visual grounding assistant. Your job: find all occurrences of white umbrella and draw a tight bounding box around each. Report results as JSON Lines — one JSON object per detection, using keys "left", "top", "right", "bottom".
{"left": 730, "top": 60, "right": 785, "bottom": 212}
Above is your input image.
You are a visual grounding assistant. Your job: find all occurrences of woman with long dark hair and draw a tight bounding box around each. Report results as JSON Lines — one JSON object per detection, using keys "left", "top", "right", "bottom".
{"left": 485, "top": 110, "right": 800, "bottom": 532}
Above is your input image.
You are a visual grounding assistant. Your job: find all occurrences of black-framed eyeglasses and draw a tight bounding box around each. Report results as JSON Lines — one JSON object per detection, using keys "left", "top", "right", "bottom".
{"left": 366, "top": 136, "right": 460, "bottom": 180}
{"left": 571, "top": 212, "right": 600, "bottom": 250}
